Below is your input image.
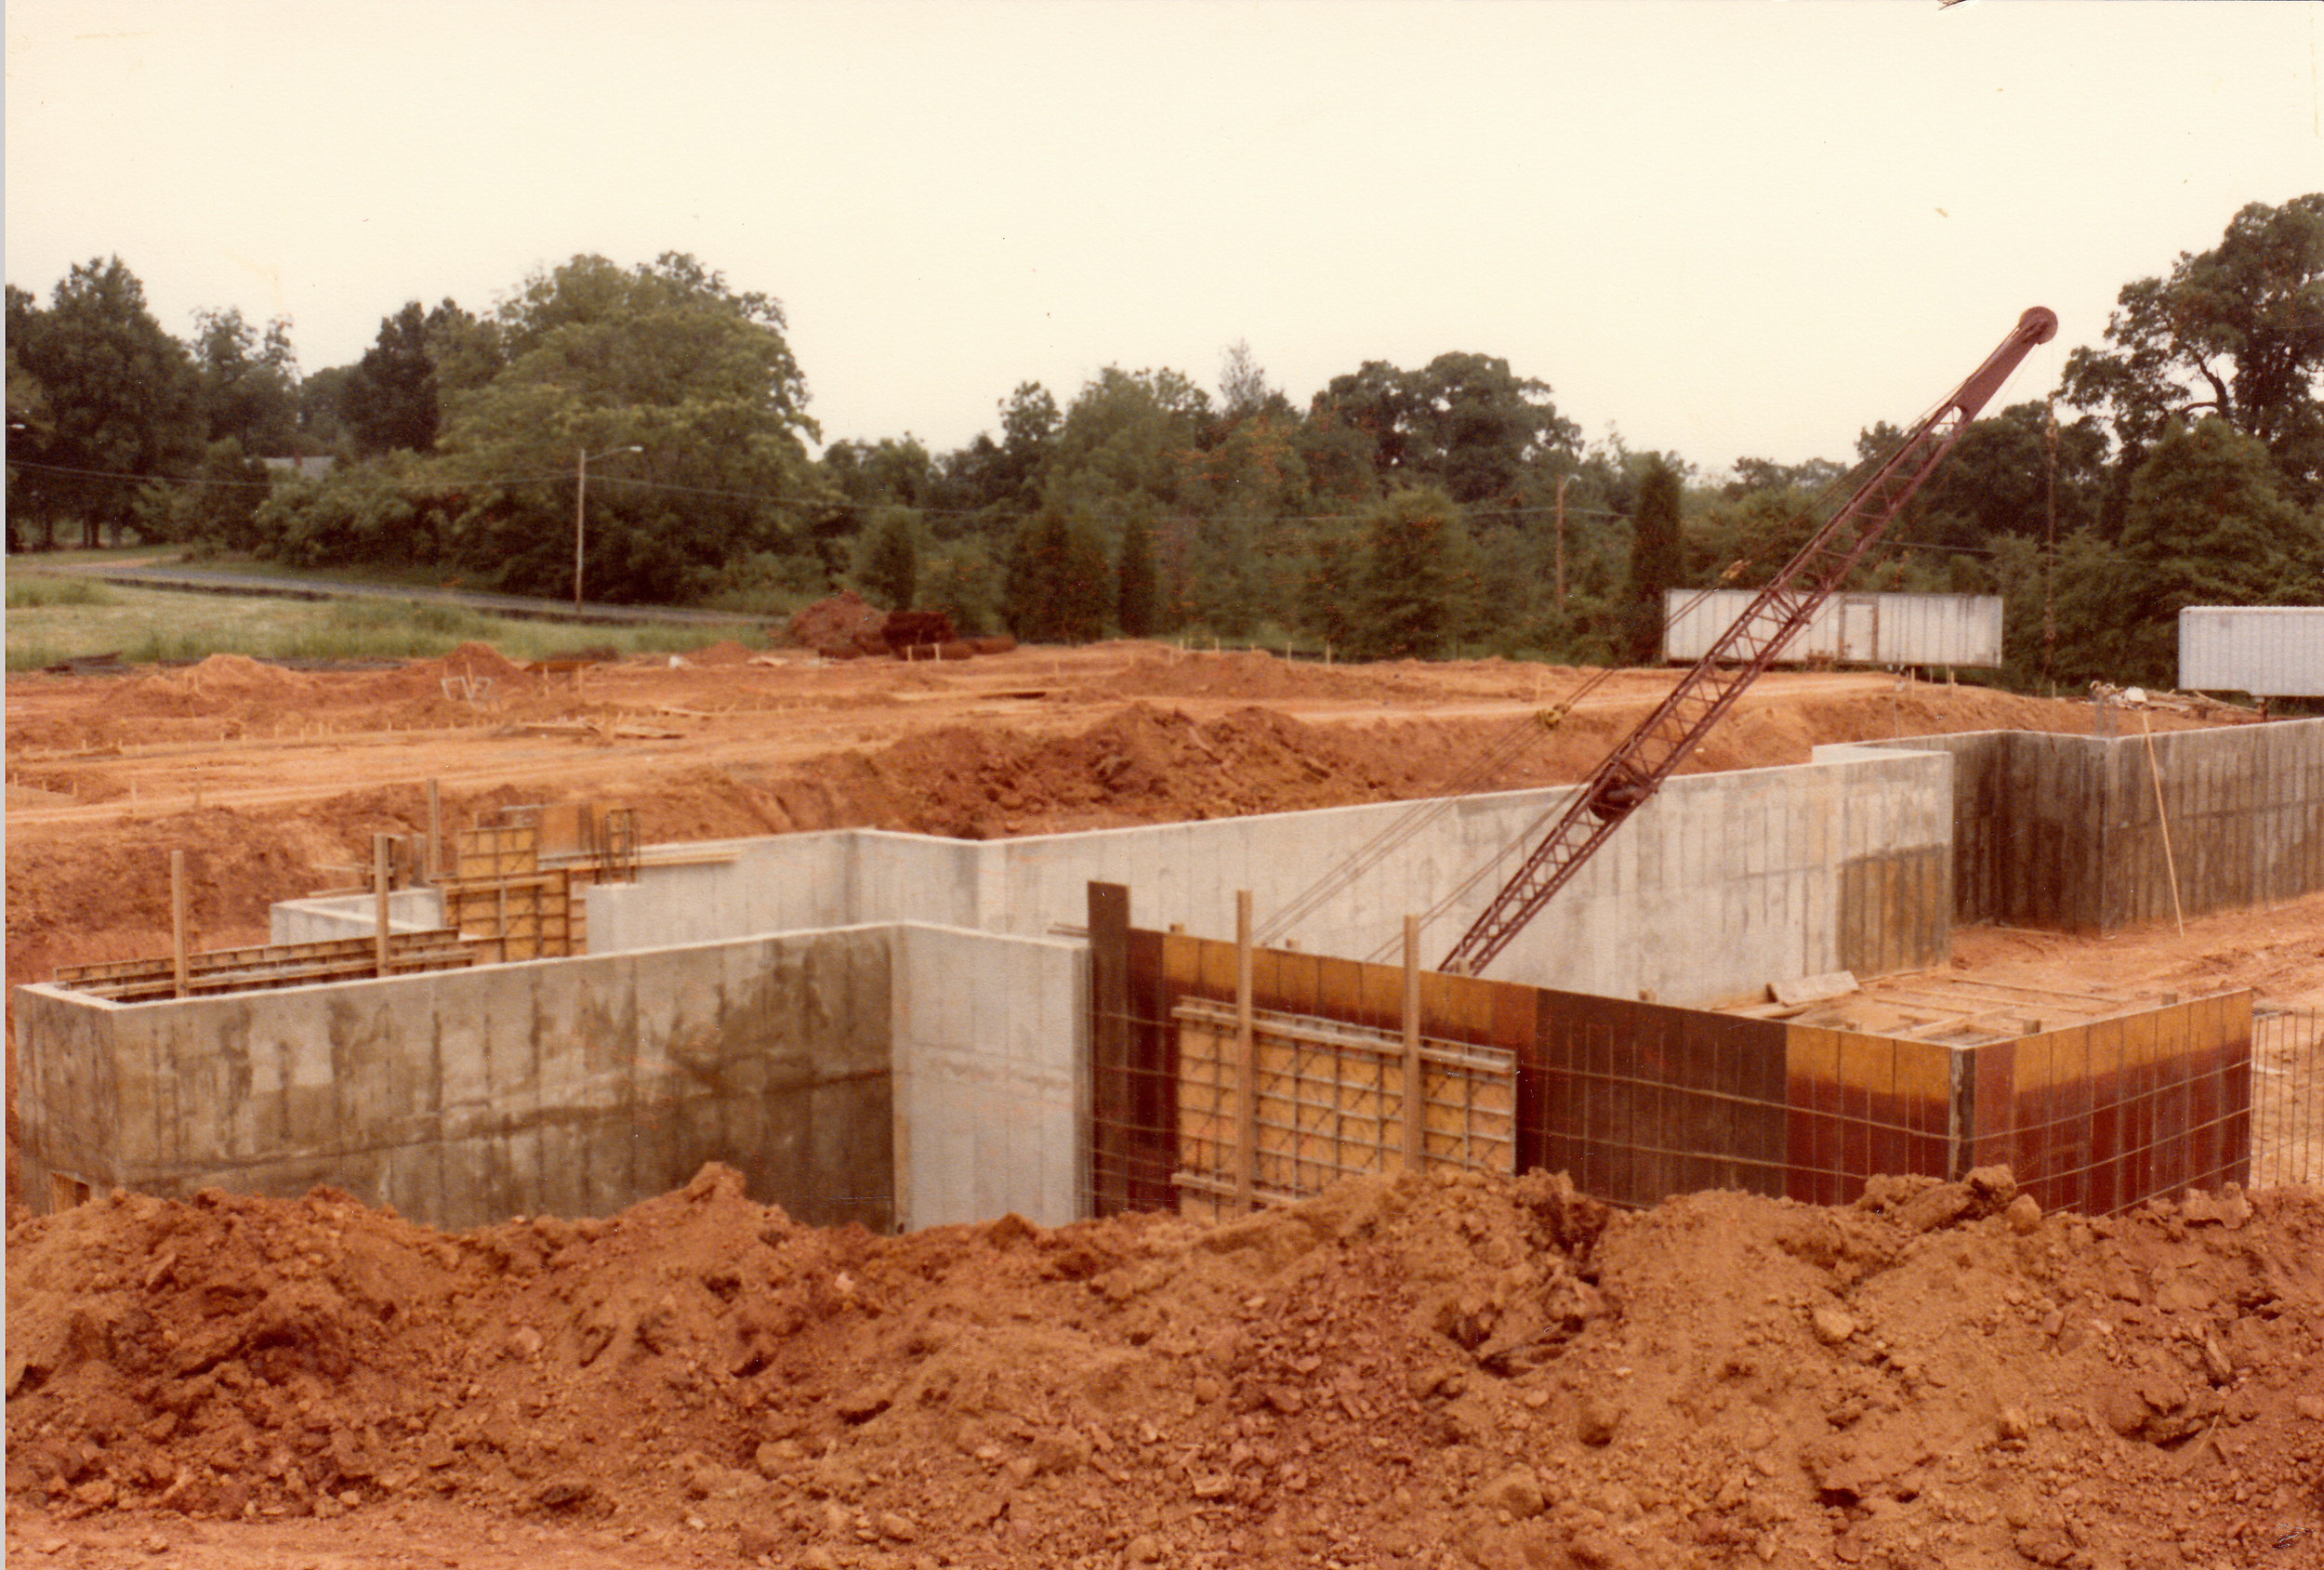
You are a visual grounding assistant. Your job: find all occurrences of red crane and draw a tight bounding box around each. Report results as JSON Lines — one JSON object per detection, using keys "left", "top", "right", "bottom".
{"left": 1441, "top": 307, "right": 2059, "bottom": 977}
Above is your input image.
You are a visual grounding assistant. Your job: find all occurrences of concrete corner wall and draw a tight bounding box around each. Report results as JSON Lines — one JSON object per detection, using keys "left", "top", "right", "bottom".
{"left": 14, "top": 926, "right": 898, "bottom": 1233}
{"left": 889, "top": 924, "right": 1088, "bottom": 1231}
{"left": 1871, "top": 718, "right": 2324, "bottom": 932}
{"left": 586, "top": 835, "right": 854, "bottom": 954}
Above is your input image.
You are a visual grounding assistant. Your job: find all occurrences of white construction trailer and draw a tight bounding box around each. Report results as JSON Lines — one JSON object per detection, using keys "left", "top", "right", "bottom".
{"left": 2179, "top": 606, "right": 2324, "bottom": 697}
{"left": 1662, "top": 590, "right": 2003, "bottom": 668}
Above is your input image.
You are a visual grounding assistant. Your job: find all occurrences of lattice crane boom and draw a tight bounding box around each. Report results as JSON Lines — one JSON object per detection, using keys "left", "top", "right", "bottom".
{"left": 1441, "top": 307, "right": 2058, "bottom": 977}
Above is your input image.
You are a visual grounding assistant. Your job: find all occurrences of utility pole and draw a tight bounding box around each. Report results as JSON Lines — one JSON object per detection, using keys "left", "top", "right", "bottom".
{"left": 1554, "top": 471, "right": 1572, "bottom": 611}
{"left": 2043, "top": 398, "right": 2058, "bottom": 687}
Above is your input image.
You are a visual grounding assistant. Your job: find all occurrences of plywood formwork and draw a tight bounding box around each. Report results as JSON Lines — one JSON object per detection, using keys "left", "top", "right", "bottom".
{"left": 1090, "top": 882, "right": 2252, "bottom": 1220}
{"left": 439, "top": 869, "right": 583, "bottom": 961}
{"left": 53, "top": 930, "right": 476, "bottom": 1002}
{"left": 1171, "top": 997, "right": 1512, "bottom": 1221}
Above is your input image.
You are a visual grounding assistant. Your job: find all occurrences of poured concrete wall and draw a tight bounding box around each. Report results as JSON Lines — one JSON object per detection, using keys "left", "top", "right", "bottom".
{"left": 591, "top": 746, "right": 1955, "bottom": 1008}
{"left": 1874, "top": 719, "right": 2324, "bottom": 932}
{"left": 271, "top": 888, "right": 444, "bottom": 944}
{"left": 15, "top": 919, "right": 1089, "bottom": 1234}
{"left": 890, "top": 925, "right": 1087, "bottom": 1231}
{"left": 14, "top": 928, "right": 898, "bottom": 1233}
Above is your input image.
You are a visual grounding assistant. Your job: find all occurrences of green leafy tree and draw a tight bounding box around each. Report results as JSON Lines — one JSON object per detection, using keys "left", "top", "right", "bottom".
{"left": 1312, "top": 352, "right": 1579, "bottom": 508}
{"left": 1900, "top": 401, "right": 2110, "bottom": 557}
{"left": 2064, "top": 195, "right": 2324, "bottom": 510}
{"left": 137, "top": 437, "right": 272, "bottom": 550}
{"left": 1625, "top": 456, "right": 1684, "bottom": 664}
{"left": 1045, "top": 366, "right": 1209, "bottom": 523}
{"left": 2115, "top": 416, "right": 2323, "bottom": 681}
{"left": 342, "top": 301, "right": 445, "bottom": 455}
{"left": 1004, "top": 506, "right": 1110, "bottom": 644}
{"left": 1353, "top": 485, "right": 1470, "bottom": 660}
{"left": 4, "top": 257, "right": 203, "bottom": 547}
{"left": 191, "top": 308, "right": 299, "bottom": 454}
{"left": 296, "top": 363, "right": 354, "bottom": 451}
{"left": 918, "top": 537, "right": 1000, "bottom": 635}
{"left": 435, "top": 252, "right": 820, "bottom": 602}
{"left": 1117, "top": 510, "right": 1159, "bottom": 638}
{"left": 860, "top": 507, "right": 919, "bottom": 609}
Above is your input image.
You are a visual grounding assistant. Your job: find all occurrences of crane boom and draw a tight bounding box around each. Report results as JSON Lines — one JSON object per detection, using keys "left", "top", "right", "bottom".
{"left": 1441, "top": 307, "right": 2058, "bottom": 977}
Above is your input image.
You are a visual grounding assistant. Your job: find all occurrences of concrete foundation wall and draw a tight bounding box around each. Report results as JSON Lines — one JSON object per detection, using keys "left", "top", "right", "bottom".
{"left": 271, "top": 888, "right": 444, "bottom": 945}
{"left": 585, "top": 837, "right": 854, "bottom": 953}
{"left": 1874, "top": 719, "right": 2324, "bottom": 932}
{"left": 16, "top": 918, "right": 1091, "bottom": 1234}
{"left": 890, "top": 925, "right": 1088, "bottom": 1230}
{"left": 590, "top": 748, "right": 1955, "bottom": 1008}
{"left": 14, "top": 927, "right": 899, "bottom": 1233}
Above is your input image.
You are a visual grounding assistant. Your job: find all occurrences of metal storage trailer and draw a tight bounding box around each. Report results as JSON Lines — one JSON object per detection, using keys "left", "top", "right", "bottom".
{"left": 1661, "top": 589, "right": 2003, "bottom": 667}
{"left": 2179, "top": 606, "right": 2324, "bottom": 696}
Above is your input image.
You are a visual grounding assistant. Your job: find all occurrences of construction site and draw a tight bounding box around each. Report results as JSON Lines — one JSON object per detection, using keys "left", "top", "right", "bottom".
{"left": 9, "top": 321, "right": 2324, "bottom": 1570}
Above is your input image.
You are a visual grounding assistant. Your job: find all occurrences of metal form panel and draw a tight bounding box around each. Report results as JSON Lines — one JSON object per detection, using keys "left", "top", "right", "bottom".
{"left": 2179, "top": 606, "right": 2324, "bottom": 696}
{"left": 1663, "top": 590, "right": 2002, "bottom": 667}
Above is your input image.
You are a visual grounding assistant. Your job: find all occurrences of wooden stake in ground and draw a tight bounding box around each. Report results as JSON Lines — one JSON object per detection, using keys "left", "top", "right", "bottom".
{"left": 1403, "top": 915, "right": 1424, "bottom": 1174}
{"left": 375, "top": 834, "right": 392, "bottom": 977}
{"left": 1235, "top": 889, "right": 1256, "bottom": 1218}
{"left": 170, "top": 850, "right": 189, "bottom": 1000}
{"left": 426, "top": 779, "right": 442, "bottom": 885}
{"left": 2143, "top": 716, "right": 2185, "bottom": 937}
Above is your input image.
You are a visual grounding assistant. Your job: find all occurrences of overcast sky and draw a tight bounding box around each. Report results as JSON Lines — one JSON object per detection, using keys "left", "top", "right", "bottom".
{"left": 6, "top": 2, "right": 2317, "bottom": 474}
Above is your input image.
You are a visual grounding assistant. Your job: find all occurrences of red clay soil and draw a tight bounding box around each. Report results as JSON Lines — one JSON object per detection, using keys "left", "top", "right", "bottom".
{"left": 9, "top": 1165, "right": 2323, "bottom": 1569}
{"left": 11, "top": 642, "right": 2323, "bottom": 1566}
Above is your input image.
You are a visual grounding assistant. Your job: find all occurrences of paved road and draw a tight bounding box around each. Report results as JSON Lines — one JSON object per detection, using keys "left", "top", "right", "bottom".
{"left": 35, "top": 561, "right": 763, "bottom": 628}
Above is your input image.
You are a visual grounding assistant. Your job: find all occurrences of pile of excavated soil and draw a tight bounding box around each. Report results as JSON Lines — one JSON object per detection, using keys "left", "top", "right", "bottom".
{"left": 786, "top": 592, "right": 889, "bottom": 656}
{"left": 8, "top": 1167, "right": 2322, "bottom": 1568}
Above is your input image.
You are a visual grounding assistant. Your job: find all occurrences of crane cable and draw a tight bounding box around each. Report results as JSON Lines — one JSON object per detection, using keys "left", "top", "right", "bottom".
{"left": 1254, "top": 440, "right": 1929, "bottom": 960}
{"left": 1253, "top": 628, "right": 1716, "bottom": 953}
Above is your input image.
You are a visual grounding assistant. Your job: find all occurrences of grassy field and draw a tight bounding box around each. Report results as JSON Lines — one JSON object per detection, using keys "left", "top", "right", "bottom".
{"left": 4, "top": 576, "right": 767, "bottom": 672}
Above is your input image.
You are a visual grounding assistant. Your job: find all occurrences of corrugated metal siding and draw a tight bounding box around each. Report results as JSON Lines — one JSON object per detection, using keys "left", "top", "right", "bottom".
{"left": 1662, "top": 591, "right": 2002, "bottom": 667}
{"left": 2179, "top": 607, "right": 2324, "bottom": 696}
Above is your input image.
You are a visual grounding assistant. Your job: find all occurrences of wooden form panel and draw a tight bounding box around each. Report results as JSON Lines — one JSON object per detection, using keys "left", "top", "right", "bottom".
{"left": 440, "top": 869, "right": 582, "bottom": 961}
{"left": 1171, "top": 998, "right": 1511, "bottom": 1223}
{"left": 56, "top": 930, "right": 475, "bottom": 1002}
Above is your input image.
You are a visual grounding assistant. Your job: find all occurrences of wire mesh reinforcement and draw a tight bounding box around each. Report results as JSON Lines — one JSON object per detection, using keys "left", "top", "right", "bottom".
{"left": 2252, "top": 1008, "right": 2323, "bottom": 1189}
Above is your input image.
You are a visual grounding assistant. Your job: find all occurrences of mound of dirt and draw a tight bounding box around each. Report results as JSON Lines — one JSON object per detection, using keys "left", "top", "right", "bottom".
{"left": 146, "top": 654, "right": 318, "bottom": 698}
{"left": 786, "top": 592, "right": 888, "bottom": 657}
{"left": 9, "top": 1166, "right": 2320, "bottom": 1565}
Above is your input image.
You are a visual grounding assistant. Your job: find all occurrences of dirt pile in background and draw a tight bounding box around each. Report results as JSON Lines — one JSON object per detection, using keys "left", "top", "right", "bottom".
{"left": 9, "top": 1168, "right": 2322, "bottom": 1567}
{"left": 786, "top": 592, "right": 889, "bottom": 658}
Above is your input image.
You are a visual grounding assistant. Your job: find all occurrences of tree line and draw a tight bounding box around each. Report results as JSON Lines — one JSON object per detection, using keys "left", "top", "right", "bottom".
{"left": 7, "top": 196, "right": 2321, "bottom": 691}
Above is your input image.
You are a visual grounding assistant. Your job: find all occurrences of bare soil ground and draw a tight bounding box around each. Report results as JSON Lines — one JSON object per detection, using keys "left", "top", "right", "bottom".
{"left": 9, "top": 640, "right": 2323, "bottom": 1567}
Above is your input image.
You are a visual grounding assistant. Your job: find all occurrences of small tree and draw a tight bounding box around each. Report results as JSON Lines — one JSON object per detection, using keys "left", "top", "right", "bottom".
{"left": 1353, "top": 485, "right": 1467, "bottom": 660}
{"left": 1625, "top": 456, "right": 1684, "bottom": 664}
{"left": 1004, "top": 507, "right": 1111, "bottom": 644}
{"left": 861, "top": 507, "right": 919, "bottom": 609}
{"left": 1117, "top": 512, "right": 1159, "bottom": 638}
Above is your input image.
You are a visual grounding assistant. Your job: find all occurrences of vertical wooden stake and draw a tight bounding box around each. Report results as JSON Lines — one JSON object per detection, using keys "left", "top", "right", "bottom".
{"left": 2143, "top": 716, "right": 2185, "bottom": 937}
{"left": 170, "top": 850, "right": 189, "bottom": 1000}
{"left": 1403, "top": 915, "right": 1424, "bottom": 1175}
{"left": 425, "top": 778, "right": 442, "bottom": 885}
{"left": 374, "top": 834, "right": 392, "bottom": 977}
{"left": 1235, "top": 889, "right": 1256, "bottom": 1218}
